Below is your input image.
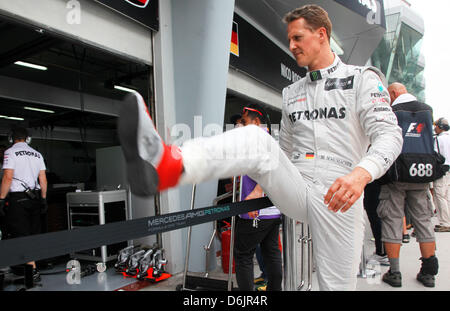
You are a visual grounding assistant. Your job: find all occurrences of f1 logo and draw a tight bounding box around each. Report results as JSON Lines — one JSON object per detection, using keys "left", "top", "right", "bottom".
{"left": 125, "top": 0, "right": 150, "bottom": 8}
{"left": 407, "top": 123, "right": 424, "bottom": 133}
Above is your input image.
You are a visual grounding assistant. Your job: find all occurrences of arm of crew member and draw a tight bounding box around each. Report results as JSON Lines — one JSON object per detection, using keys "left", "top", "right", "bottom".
{"left": 38, "top": 170, "right": 47, "bottom": 199}
{"left": 244, "top": 184, "right": 263, "bottom": 218}
{"left": 0, "top": 169, "right": 13, "bottom": 199}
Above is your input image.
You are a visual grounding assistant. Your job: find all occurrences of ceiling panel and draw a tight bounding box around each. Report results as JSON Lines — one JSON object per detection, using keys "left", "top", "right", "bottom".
{"left": 0, "top": 17, "right": 149, "bottom": 142}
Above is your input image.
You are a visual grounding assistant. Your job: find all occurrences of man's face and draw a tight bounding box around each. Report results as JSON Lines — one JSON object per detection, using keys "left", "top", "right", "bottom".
{"left": 434, "top": 124, "right": 442, "bottom": 135}
{"left": 287, "top": 18, "right": 323, "bottom": 68}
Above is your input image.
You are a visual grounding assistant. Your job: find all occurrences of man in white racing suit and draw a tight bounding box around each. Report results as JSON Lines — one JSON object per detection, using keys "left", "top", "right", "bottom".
{"left": 118, "top": 5, "right": 403, "bottom": 290}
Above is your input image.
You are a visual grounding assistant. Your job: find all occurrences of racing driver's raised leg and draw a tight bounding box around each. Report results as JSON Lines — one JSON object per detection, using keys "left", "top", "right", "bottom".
{"left": 118, "top": 92, "right": 308, "bottom": 221}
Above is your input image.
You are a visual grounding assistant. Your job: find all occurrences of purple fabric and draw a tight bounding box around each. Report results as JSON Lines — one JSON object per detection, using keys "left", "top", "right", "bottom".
{"left": 241, "top": 175, "right": 256, "bottom": 201}
{"left": 239, "top": 175, "right": 280, "bottom": 219}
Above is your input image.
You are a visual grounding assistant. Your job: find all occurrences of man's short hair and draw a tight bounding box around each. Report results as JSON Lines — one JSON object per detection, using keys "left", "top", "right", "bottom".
{"left": 435, "top": 118, "right": 450, "bottom": 131}
{"left": 242, "top": 104, "right": 272, "bottom": 134}
{"left": 243, "top": 104, "right": 264, "bottom": 123}
{"left": 230, "top": 114, "right": 242, "bottom": 126}
{"left": 11, "top": 127, "right": 29, "bottom": 141}
{"left": 283, "top": 4, "right": 332, "bottom": 42}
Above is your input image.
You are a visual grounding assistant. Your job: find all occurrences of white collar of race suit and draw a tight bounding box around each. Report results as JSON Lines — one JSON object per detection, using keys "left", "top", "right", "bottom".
{"left": 392, "top": 93, "right": 417, "bottom": 106}
{"left": 14, "top": 142, "right": 28, "bottom": 146}
{"left": 306, "top": 53, "right": 341, "bottom": 83}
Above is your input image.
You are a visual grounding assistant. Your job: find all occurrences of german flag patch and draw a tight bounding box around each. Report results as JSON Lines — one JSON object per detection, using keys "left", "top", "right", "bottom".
{"left": 305, "top": 152, "right": 315, "bottom": 159}
{"left": 230, "top": 21, "right": 239, "bottom": 57}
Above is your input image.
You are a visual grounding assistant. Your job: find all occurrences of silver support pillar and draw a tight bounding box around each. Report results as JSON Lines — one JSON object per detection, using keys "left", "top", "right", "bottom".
{"left": 298, "top": 222, "right": 306, "bottom": 290}
{"left": 282, "top": 218, "right": 313, "bottom": 291}
{"left": 306, "top": 226, "right": 313, "bottom": 291}
{"left": 282, "top": 216, "right": 297, "bottom": 291}
{"left": 358, "top": 244, "right": 379, "bottom": 279}
{"left": 154, "top": 0, "right": 236, "bottom": 274}
{"left": 227, "top": 176, "right": 238, "bottom": 291}
{"left": 203, "top": 220, "right": 217, "bottom": 279}
{"left": 182, "top": 184, "right": 197, "bottom": 290}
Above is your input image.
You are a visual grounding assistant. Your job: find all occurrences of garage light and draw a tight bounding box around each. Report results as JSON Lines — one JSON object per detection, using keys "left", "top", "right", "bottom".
{"left": 114, "top": 85, "right": 137, "bottom": 93}
{"left": 0, "top": 115, "right": 25, "bottom": 121}
{"left": 24, "top": 106, "right": 55, "bottom": 114}
{"left": 14, "top": 61, "right": 48, "bottom": 71}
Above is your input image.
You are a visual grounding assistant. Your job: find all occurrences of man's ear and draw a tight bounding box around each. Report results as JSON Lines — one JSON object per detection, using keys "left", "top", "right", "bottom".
{"left": 317, "top": 26, "right": 327, "bottom": 42}
{"left": 392, "top": 90, "right": 399, "bottom": 100}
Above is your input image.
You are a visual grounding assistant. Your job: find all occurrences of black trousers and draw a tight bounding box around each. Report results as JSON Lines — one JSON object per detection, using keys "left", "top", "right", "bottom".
{"left": 363, "top": 182, "right": 384, "bottom": 256}
{"left": 233, "top": 217, "right": 282, "bottom": 291}
{"left": 5, "top": 193, "right": 42, "bottom": 239}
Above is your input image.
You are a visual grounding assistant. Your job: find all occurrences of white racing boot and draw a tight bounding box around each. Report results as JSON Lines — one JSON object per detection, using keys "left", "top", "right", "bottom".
{"left": 118, "top": 92, "right": 184, "bottom": 196}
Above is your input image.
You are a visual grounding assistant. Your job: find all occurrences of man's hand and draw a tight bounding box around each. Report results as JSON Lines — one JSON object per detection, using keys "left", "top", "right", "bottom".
{"left": 247, "top": 211, "right": 259, "bottom": 219}
{"left": 0, "top": 198, "right": 6, "bottom": 217}
{"left": 324, "top": 167, "right": 372, "bottom": 213}
{"left": 244, "top": 184, "right": 264, "bottom": 201}
{"left": 244, "top": 184, "right": 263, "bottom": 219}
{"left": 40, "top": 197, "right": 48, "bottom": 215}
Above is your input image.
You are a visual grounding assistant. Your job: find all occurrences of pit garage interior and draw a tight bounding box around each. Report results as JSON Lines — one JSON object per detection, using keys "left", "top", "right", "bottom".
{"left": 0, "top": 11, "right": 279, "bottom": 291}
{"left": 0, "top": 15, "right": 157, "bottom": 290}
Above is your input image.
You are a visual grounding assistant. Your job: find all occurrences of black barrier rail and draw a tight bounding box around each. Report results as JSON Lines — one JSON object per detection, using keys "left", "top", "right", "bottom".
{"left": 0, "top": 197, "right": 272, "bottom": 267}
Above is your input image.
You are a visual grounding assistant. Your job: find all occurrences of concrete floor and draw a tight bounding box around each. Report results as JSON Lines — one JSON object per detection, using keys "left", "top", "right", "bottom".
{"left": 142, "top": 216, "right": 450, "bottom": 292}
{"left": 2, "top": 217, "right": 449, "bottom": 291}
{"left": 356, "top": 225, "right": 450, "bottom": 291}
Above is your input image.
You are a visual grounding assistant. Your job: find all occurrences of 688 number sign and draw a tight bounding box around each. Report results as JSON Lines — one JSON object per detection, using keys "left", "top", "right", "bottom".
{"left": 409, "top": 163, "right": 433, "bottom": 178}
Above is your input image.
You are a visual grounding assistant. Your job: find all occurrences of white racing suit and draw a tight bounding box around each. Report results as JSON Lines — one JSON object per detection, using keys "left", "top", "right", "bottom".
{"left": 178, "top": 55, "right": 403, "bottom": 290}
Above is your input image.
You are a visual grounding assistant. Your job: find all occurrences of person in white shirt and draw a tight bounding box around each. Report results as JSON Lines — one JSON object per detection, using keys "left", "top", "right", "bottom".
{"left": 379, "top": 83, "right": 438, "bottom": 288}
{"left": 0, "top": 127, "right": 47, "bottom": 282}
{"left": 432, "top": 118, "right": 450, "bottom": 232}
{"left": 0, "top": 144, "right": 6, "bottom": 240}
